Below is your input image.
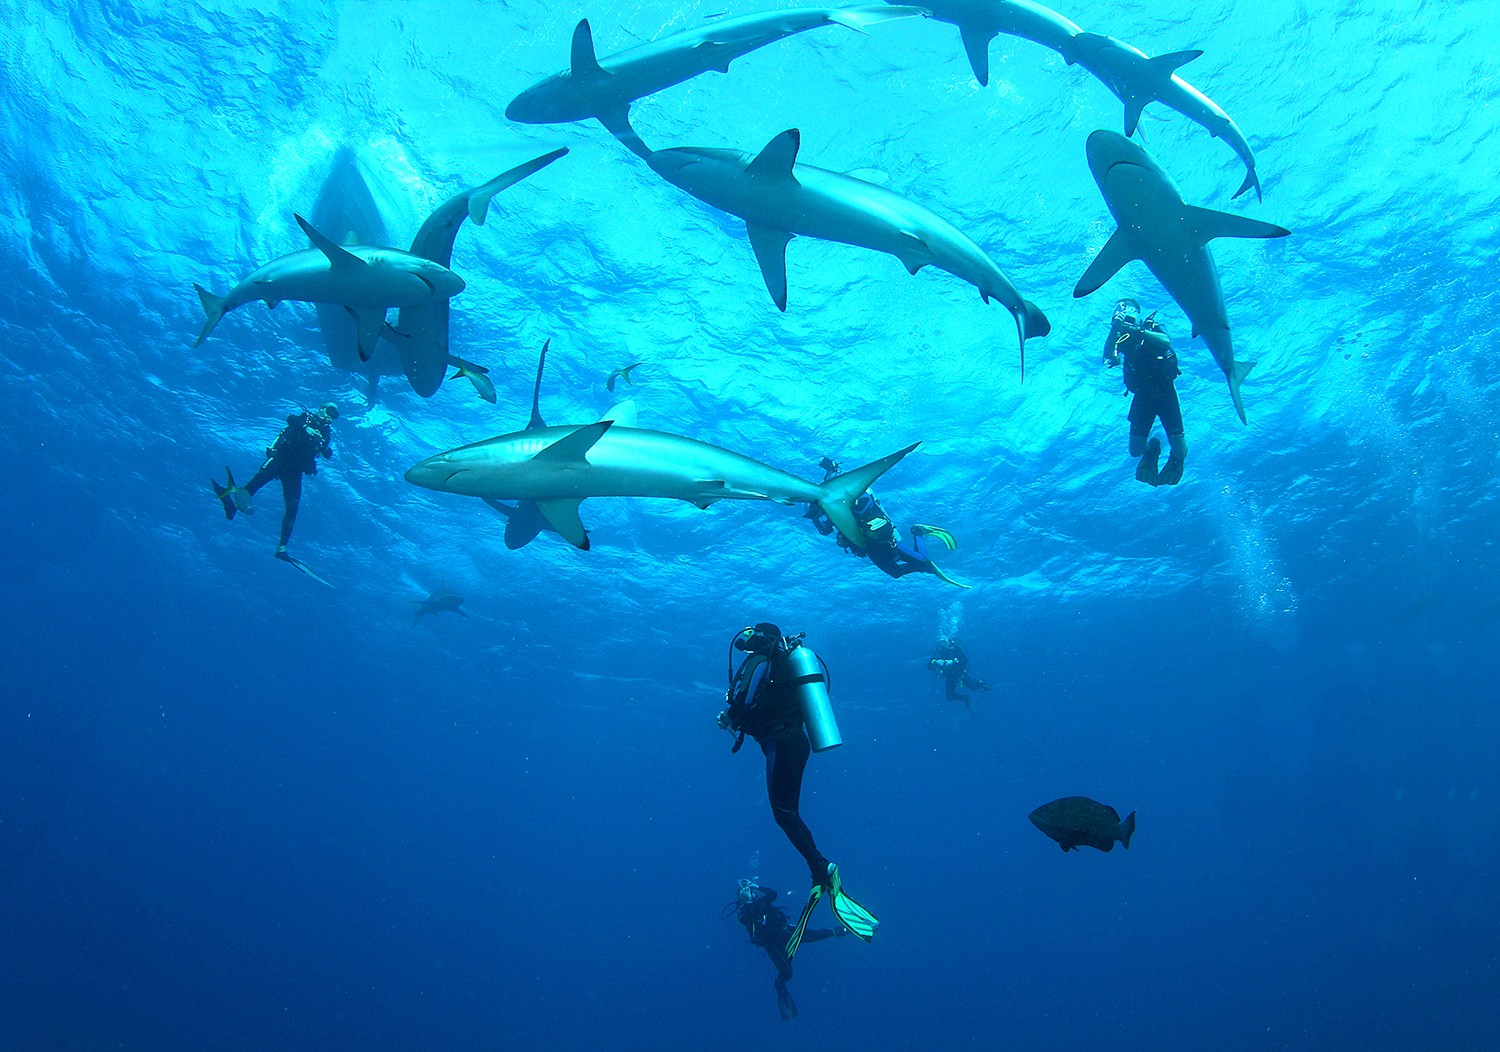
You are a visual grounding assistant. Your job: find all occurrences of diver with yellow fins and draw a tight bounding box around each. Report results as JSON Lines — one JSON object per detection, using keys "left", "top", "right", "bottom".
{"left": 717, "top": 623, "right": 880, "bottom": 958}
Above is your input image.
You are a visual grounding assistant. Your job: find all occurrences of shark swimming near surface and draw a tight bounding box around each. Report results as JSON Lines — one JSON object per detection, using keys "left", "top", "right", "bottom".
{"left": 506, "top": 7, "right": 924, "bottom": 137}
{"left": 645, "top": 128, "right": 1049, "bottom": 371}
{"left": 1067, "top": 32, "right": 1261, "bottom": 201}
{"left": 378, "top": 149, "right": 568, "bottom": 403}
{"left": 1073, "top": 130, "right": 1289, "bottom": 424}
{"left": 903, "top": 1, "right": 1262, "bottom": 199}
{"left": 406, "top": 341, "right": 920, "bottom": 551}
{"left": 194, "top": 215, "right": 464, "bottom": 359}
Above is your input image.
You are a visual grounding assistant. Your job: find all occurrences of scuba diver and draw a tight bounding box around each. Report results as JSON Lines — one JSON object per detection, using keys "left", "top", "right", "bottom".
{"left": 211, "top": 402, "right": 339, "bottom": 582}
{"left": 722, "top": 877, "right": 843, "bottom": 1020}
{"left": 1104, "top": 299, "right": 1187, "bottom": 486}
{"left": 928, "top": 636, "right": 992, "bottom": 709}
{"left": 805, "top": 457, "right": 967, "bottom": 588}
{"left": 717, "top": 623, "right": 880, "bottom": 960}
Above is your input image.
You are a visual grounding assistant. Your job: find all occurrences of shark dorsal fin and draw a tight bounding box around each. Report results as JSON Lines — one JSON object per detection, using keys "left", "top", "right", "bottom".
{"left": 747, "top": 130, "right": 801, "bottom": 181}
{"left": 534, "top": 420, "right": 612, "bottom": 465}
{"left": 1148, "top": 49, "right": 1202, "bottom": 79}
{"left": 571, "top": 19, "right": 606, "bottom": 78}
{"left": 527, "top": 338, "right": 550, "bottom": 429}
{"left": 296, "top": 214, "right": 364, "bottom": 269}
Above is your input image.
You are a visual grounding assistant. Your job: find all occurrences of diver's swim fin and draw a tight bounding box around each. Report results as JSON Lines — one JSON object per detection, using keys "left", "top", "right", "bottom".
{"left": 784, "top": 884, "right": 824, "bottom": 960}
{"left": 1136, "top": 438, "right": 1161, "bottom": 487}
{"left": 776, "top": 983, "right": 798, "bottom": 1020}
{"left": 276, "top": 547, "right": 333, "bottom": 588}
{"left": 928, "top": 562, "right": 972, "bottom": 590}
{"left": 1158, "top": 452, "right": 1185, "bottom": 486}
{"left": 825, "top": 864, "right": 879, "bottom": 942}
{"left": 911, "top": 523, "right": 956, "bottom": 550}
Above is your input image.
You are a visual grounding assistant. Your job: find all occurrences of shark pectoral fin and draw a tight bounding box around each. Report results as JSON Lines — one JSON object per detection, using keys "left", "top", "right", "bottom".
{"left": 1185, "top": 205, "right": 1290, "bottom": 244}
{"left": 467, "top": 147, "right": 569, "bottom": 226}
{"left": 1073, "top": 230, "right": 1136, "bottom": 297}
{"left": 746, "top": 130, "right": 801, "bottom": 181}
{"left": 1122, "top": 98, "right": 1148, "bottom": 137}
{"left": 570, "top": 19, "right": 606, "bottom": 78}
{"left": 503, "top": 501, "right": 549, "bottom": 549}
{"left": 483, "top": 497, "right": 516, "bottom": 520}
{"left": 346, "top": 307, "right": 385, "bottom": 362}
{"left": 296, "top": 214, "right": 365, "bottom": 269}
{"left": 747, "top": 223, "right": 793, "bottom": 312}
{"left": 535, "top": 420, "right": 612, "bottom": 464}
{"left": 535, "top": 499, "right": 589, "bottom": 549}
{"left": 599, "top": 399, "right": 637, "bottom": 428}
{"left": 959, "top": 25, "right": 993, "bottom": 87}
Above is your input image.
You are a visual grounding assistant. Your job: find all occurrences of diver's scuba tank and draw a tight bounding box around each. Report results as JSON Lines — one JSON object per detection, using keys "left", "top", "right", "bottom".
{"left": 780, "top": 641, "right": 841, "bottom": 752}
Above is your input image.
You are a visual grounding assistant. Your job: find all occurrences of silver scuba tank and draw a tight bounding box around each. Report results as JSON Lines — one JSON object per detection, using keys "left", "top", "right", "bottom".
{"left": 782, "top": 644, "right": 841, "bottom": 752}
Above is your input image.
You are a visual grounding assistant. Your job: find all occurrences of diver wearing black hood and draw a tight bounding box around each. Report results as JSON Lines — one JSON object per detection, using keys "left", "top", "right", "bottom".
{"left": 718, "top": 623, "right": 879, "bottom": 958}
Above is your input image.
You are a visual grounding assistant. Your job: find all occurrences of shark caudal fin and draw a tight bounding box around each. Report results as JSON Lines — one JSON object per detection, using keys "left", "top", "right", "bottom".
{"left": 1120, "top": 811, "right": 1137, "bottom": 849}
{"left": 1012, "top": 299, "right": 1051, "bottom": 381}
{"left": 1229, "top": 359, "right": 1256, "bottom": 425}
{"left": 814, "top": 443, "right": 920, "bottom": 548}
{"left": 466, "top": 147, "right": 569, "bottom": 226}
{"left": 1232, "top": 166, "right": 1262, "bottom": 202}
{"left": 828, "top": 4, "right": 928, "bottom": 32}
{"left": 194, "top": 284, "right": 227, "bottom": 346}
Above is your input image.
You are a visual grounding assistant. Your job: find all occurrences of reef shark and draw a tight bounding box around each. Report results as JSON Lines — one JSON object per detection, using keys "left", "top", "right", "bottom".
{"left": 903, "top": 0, "right": 1082, "bottom": 85}
{"left": 378, "top": 148, "right": 569, "bottom": 401}
{"left": 194, "top": 215, "right": 464, "bottom": 358}
{"left": 506, "top": 6, "right": 923, "bottom": 136}
{"left": 406, "top": 342, "right": 920, "bottom": 551}
{"left": 412, "top": 584, "right": 469, "bottom": 626}
{"left": 646, "top": 128, "right": 1049, "bottom": 370}
{"left": 1068, "top": 32, "right": 1261, "bottom": 201}
{"left": 1073, "top": 130, "right": 1289, "bottom": 424}
{"left": 905, "top": 2, "right": 1261, "bottom": 199}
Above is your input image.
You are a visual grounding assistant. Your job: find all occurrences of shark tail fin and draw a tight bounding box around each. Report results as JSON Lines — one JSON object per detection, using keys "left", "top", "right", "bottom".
{"left": 814, "top": 443, "right": 920, "bottom": 549}
{"left": 1120, "top": 811, "right": 1136, "bottom": 849}
{"left": 828, "top": 4, "right": 927, "bottom": 32}
{"left": 467, "top": 147, "right": 569, "bottom": 226}
{"left": 1229, "top": 359, "right": 1256, "bottom": 425}
{"left": 194, "top": 284, "right": 226, "bottom": 346}
{"left": 1232, "top": 167, "right": 1264, "bottom": 202}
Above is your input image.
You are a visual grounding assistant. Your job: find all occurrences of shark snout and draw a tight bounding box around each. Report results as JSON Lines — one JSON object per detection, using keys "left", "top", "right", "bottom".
{"left": 423, "top": 265, "right": 465, "bottom": 299}
{"left": 1085, "top": 129, "right": 1145, "bottom": 183}
{"left": 405, "top": 455, "right": 465, "bottom": 491}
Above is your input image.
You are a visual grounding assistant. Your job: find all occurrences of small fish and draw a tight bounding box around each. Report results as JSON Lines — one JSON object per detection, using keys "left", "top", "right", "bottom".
{"left": 210, "top": 466, "right": 254, "bottom": 520}
{"left": 606, "top": 362, "right": 644, "bottom": 392}
{"left": 1028, "top": 796, "right": 1136, "bottom": 853}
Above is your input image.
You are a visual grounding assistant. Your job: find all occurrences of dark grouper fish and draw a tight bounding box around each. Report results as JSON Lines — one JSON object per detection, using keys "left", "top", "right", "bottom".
{"left": 1029, "top": 796, "right": 1136, "bottom": 852}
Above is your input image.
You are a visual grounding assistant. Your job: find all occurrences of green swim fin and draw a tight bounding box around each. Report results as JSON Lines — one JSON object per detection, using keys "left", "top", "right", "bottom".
{"left": 929, "top": 562, "right": 972, "bottom": 590}
{"left": 911, "top": 523, "right": 956, "bottom": 550}
{"left": 825, "top": 864, "right": 879, "bottom": 942}
{"left": 784, "top": 884, "right": 824, "bottom": 960}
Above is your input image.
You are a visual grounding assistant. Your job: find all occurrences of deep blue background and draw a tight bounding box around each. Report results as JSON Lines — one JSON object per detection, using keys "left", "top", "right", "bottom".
{"left": 2, "top": 1, "right": 1497, "bottom": 1049}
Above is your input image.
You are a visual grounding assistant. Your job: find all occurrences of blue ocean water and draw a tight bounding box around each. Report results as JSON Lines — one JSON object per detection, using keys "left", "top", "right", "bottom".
{"left": 2, "top": 0, "right": 1497, "bottom": 1048}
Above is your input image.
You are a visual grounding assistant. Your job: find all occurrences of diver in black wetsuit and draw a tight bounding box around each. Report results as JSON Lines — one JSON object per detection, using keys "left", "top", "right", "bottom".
{"left": 724, "top": 878, "right": 841, "bottom": 1020}
{"left": 717, "top": 623, "right": 879, "bottom": 953}
{"left": 211, "top": 403, "right": 338, "bottom": 563}
{"left": 928, "top": 636, "right": 992, "bottom": 708}
{"left": 1105, "top": 299, "right": 1187, "bottom": 486}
